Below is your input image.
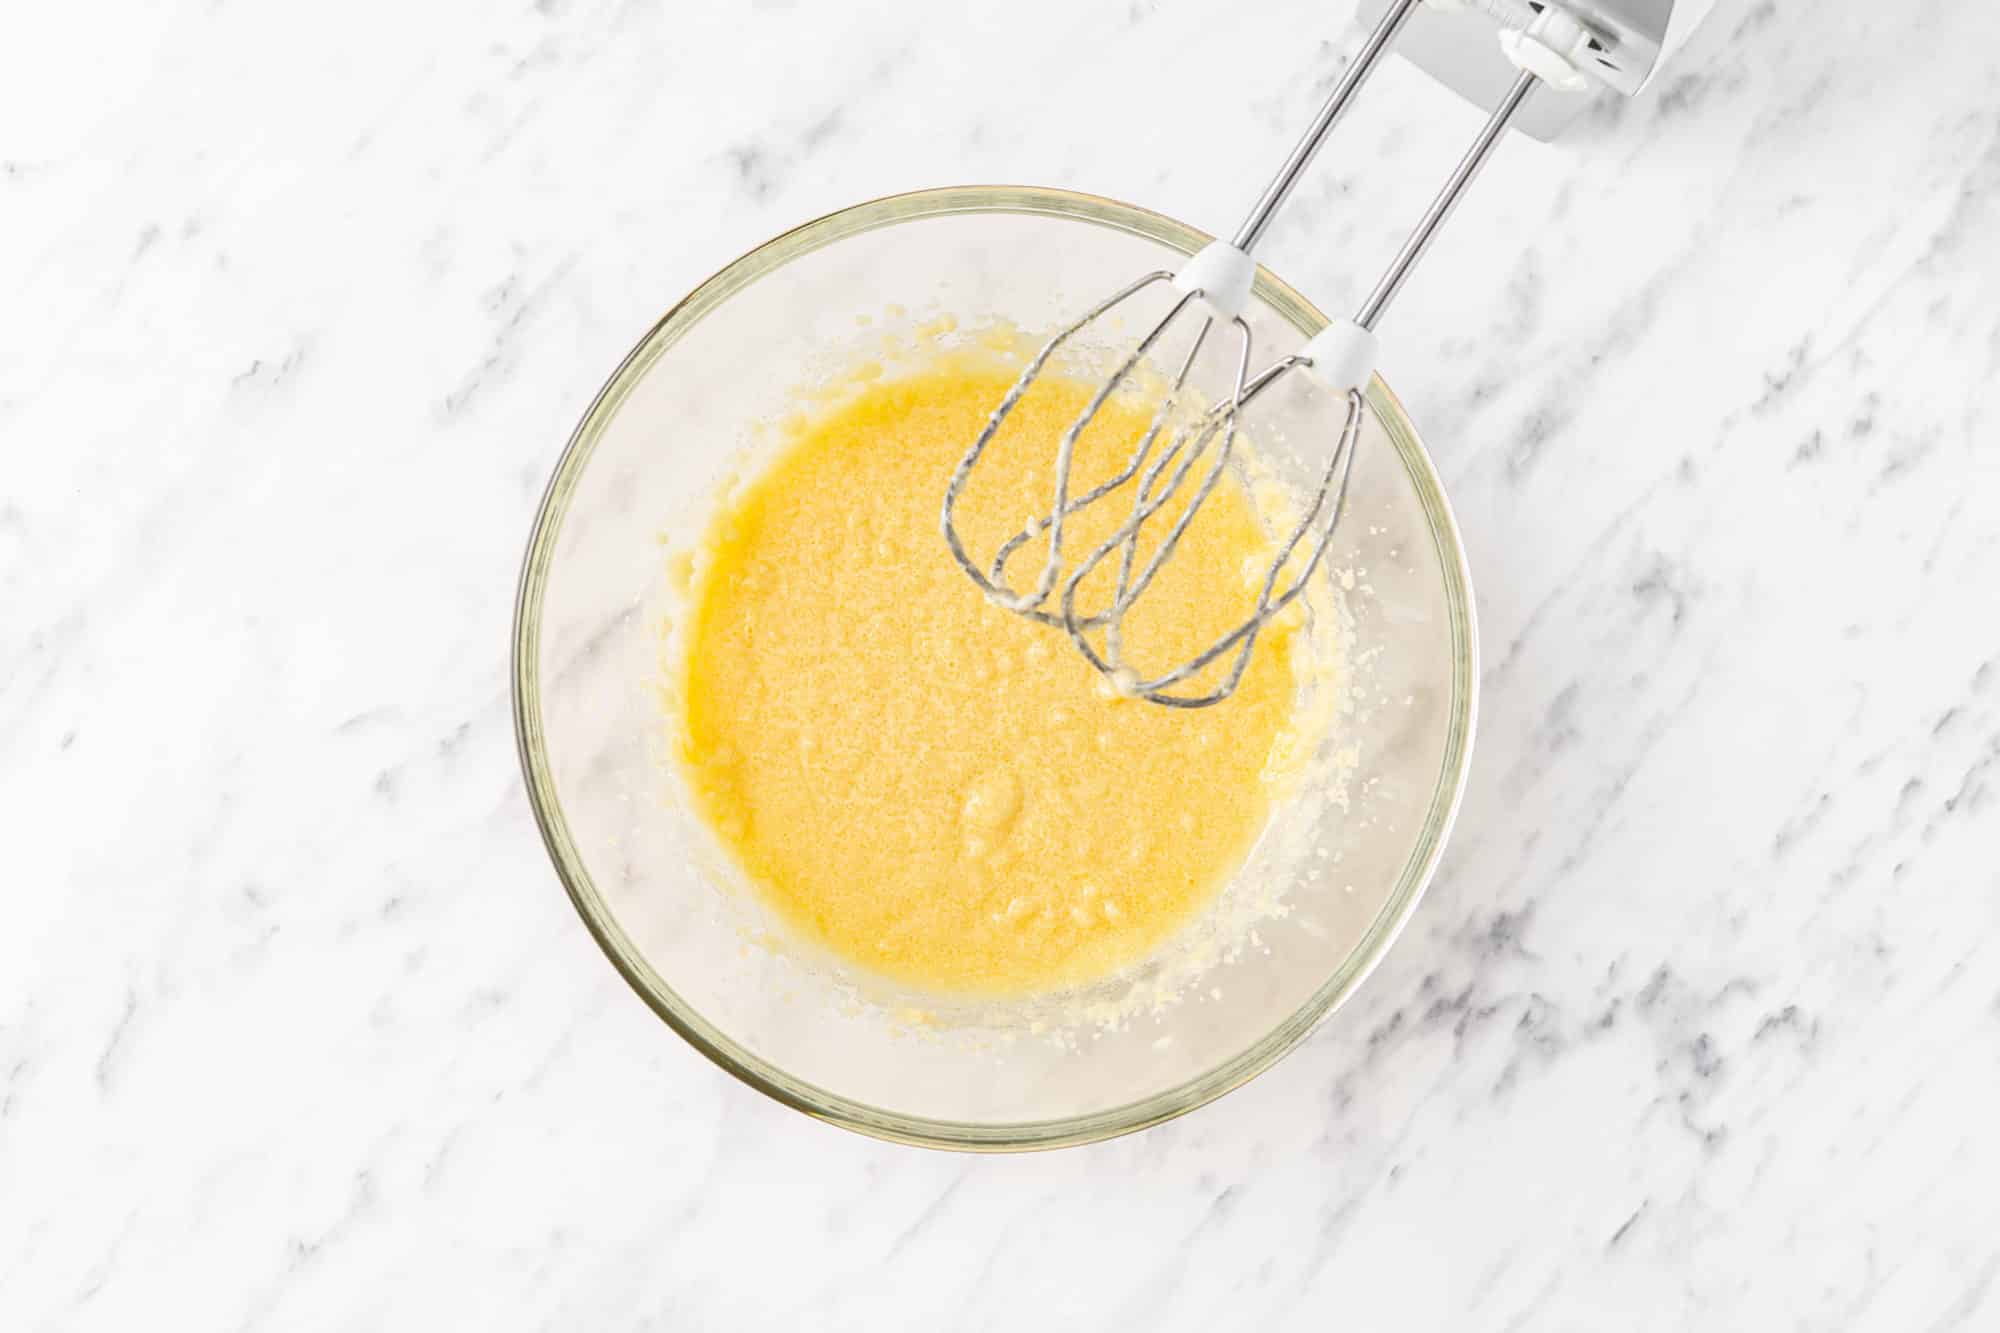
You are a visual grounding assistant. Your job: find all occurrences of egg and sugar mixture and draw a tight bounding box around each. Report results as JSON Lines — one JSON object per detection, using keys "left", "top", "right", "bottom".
{"left": 673, "top": 344, "right": 1323, "bottom": 996}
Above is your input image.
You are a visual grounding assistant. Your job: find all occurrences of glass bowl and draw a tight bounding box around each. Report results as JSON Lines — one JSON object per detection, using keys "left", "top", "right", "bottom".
{"left": 512, "top": 186, "right": 1476, "bottom": 1150}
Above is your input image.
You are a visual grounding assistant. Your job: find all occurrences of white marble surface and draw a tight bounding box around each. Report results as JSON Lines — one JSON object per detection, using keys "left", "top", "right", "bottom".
{"left": 7, "top": 0, "right": 2000, "bottom": 1326}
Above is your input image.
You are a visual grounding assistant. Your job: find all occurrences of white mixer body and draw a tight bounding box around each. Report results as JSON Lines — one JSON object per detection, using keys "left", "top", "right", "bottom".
{"left": 1360, "top": 0, "right": 1719, "bottom": 139}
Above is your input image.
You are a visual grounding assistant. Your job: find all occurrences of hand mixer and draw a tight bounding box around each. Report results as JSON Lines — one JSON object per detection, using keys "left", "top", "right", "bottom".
{"left": 941, "top": 0, "right": 1715, "bottom": 707}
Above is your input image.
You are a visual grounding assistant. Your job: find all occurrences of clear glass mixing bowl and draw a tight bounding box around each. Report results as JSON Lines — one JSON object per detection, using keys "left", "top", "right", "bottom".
{"left": 512, "top": 186, "right": 1477, "bottom": 1149}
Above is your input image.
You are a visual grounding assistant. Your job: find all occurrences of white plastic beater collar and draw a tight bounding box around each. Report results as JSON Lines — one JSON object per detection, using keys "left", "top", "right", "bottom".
{"left": 1300, "top": 319, "right": 1379, "bottom": 393}
{"left": 1171, "top": 240, "right": 1257, "bottom": 321}
{"left": 1497, "top": 4, "right": 1602, "bottom": 93}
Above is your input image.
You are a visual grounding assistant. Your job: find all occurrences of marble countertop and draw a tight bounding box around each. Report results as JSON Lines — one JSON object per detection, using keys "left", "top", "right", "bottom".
{"left": 8, "top": 0, "right": 1999, "bottom": 1326}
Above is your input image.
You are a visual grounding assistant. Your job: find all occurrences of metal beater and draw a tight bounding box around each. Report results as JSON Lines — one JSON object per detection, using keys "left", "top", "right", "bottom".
{"left": 941, "top": 0, "right": 1714, "bottom": 707}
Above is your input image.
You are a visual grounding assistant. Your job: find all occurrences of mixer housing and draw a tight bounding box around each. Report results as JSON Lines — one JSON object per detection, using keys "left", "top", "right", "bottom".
{"left": 1362, "top": 0, "right": 1719, "bottom": 138}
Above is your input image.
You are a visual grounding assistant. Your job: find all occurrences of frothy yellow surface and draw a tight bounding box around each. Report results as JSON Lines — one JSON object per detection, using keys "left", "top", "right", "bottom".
{"left": 677, "top": 357, "right": 1299, "bottom": 994}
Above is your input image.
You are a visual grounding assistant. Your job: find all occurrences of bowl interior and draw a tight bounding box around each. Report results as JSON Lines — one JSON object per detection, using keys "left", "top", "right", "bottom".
{"left": 514, "top": 187, "right": 1475, "bottom": 1148}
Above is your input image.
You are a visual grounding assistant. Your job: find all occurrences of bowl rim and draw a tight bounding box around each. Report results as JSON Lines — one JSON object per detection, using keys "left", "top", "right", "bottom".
{"left": 512, "top": 184, "right": 1479, "bottom": 1151}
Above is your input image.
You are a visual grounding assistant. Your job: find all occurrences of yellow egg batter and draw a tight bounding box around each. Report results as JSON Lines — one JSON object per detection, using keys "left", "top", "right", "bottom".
{"left": 675, "top": 352, "right": 1302, "bottom": 995}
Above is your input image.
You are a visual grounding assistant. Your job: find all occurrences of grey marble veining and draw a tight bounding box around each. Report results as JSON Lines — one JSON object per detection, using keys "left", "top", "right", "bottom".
{"left": 4, "top": 0, "right": 1998, "bottom": 1327}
